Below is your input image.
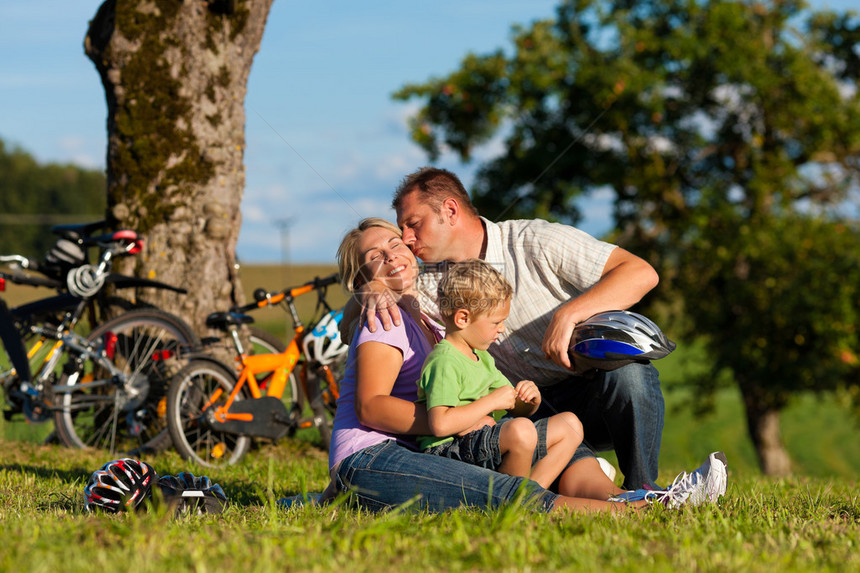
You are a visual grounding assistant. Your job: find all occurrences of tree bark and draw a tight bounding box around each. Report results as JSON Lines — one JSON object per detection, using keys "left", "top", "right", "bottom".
{"left": 741, "top": 384, "right": 792, "bottom": 476}
{"left": 85, "top": 0, "right": 274, "bottom": 330}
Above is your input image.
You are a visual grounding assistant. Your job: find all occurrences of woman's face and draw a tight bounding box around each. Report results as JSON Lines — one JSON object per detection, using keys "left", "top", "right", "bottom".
{"left": 357, "top": 226, "right": 418, "bottom": 294}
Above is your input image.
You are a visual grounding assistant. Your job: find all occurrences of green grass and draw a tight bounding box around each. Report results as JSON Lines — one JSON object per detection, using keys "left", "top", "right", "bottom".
{"left": 0, "top": 439, "right": 857, "bottom": 572}
{"left": 653, "top": 339, "right": 860, "bottom": 479}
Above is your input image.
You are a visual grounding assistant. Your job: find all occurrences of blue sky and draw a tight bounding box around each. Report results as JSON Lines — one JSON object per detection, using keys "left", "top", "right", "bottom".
{"left": 0, "top": 1, "right": 855, "bottom": 263}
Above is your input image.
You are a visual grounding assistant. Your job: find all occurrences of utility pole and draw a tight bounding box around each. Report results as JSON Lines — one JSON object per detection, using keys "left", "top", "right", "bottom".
{"left": 273, "top": 217, "right": 294, "bottom": 285}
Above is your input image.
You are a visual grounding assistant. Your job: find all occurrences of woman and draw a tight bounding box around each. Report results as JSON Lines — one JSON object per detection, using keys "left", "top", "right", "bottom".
{"left": 326, "top": 217, "right": 724, "bottom": 513}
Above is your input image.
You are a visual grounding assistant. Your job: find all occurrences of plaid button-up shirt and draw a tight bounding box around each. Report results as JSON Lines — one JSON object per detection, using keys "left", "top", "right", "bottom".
{"left": 416, "top": 217, "right": 616, "bottom": 386}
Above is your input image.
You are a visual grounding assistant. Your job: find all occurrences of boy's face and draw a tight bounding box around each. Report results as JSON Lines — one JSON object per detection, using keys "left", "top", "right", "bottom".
{"left": 461, "top": 299, "right": 510, "bottom": 351}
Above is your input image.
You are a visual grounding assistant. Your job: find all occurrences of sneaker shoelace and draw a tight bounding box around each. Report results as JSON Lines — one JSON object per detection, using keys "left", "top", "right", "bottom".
{"left": 653, "top": 470, "right": 701, "bottom": 507}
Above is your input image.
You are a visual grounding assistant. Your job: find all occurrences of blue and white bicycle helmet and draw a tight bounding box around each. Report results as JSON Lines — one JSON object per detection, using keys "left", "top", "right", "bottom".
{"left": 569, "top": 310, "right": 676, "bottom": 372}
{"left": 303, "top": 309, "right": 348, "bottom": 366}
{"left": 157, "top": 472, "right": 228, "bottom": 515}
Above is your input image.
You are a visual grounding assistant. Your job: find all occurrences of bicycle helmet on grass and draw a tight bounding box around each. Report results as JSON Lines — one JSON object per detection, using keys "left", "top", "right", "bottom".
{"left": 84, "top": 458, "right": 157, "bottom": 513}
{"left": 569, "top": 310, "right": 676, "bottom": 372}
{"left": 157, "top": 472, "right": 228, "bottom": 515}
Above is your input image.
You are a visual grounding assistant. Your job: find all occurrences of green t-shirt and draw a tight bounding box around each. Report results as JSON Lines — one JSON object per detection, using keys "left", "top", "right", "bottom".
{"left": 417, "top": 339, "right": 513, "bottom": 451}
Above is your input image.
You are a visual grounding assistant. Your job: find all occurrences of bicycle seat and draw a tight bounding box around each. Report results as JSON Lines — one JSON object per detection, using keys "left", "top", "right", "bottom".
{"left": 205, "top": 312, "right": 255, "bottom": 330}
{"left": 50, "top": 221, "right": 107, "bottom": 241}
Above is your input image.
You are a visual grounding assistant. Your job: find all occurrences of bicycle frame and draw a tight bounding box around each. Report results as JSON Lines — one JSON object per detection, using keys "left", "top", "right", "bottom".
{"left": 1, "top": 228, "right": 187, "bottom": 418}
{"left": 204, "top": 277, "right": 339, "bottom": 428}
{"left": 207, "top": 278, "right": 336, "bottom": 428}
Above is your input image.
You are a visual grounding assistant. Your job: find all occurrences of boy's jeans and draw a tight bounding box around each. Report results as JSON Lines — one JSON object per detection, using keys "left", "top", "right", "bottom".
{"left": 532, "top": 361, "right": 664, "bottom": 490}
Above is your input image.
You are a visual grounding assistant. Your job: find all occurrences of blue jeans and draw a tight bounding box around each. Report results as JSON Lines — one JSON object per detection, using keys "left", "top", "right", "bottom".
{"left": 532, "top": 362, "right": 664, "bottom": 490}
{"left": 333, "top": 440, "right": 558, "bottom": 512}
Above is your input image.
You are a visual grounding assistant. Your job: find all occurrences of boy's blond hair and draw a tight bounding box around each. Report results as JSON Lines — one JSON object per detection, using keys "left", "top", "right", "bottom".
{"left": 437, "top": 259, "right": 513, "bottom": 321}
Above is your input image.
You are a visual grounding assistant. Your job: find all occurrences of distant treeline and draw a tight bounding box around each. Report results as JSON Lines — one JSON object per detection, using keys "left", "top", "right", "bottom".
{"left": 0, "top": 138, "right": 105, "bottom": 259}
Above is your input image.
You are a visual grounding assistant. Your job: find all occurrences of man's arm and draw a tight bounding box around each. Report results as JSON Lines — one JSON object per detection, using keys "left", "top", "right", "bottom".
{"left": 541, "top": 247, "right": 659, "bottom": 369}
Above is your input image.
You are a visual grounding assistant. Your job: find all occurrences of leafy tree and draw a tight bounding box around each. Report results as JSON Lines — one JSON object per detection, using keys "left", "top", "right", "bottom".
{"left": 394, "top": 0, "right": 860, "bottom": 475}
{"left": 0, "top": 138, "right": 105, "bottom": 259}
{"left": 85, "top": 0, "right": 273, "bottom": 328}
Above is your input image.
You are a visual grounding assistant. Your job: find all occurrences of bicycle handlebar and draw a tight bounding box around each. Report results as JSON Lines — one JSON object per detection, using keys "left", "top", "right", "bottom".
{"left": 0, "top": 255, "right": 40, "bottom": 271}
{"left": 0, "top": 256, "right": 64, "bottom": 289}
{"left": 1, "top": 229, "right": 143, "bottom": 293}
{"left": 234, "top": 273, "right": 340, "bottom": 312}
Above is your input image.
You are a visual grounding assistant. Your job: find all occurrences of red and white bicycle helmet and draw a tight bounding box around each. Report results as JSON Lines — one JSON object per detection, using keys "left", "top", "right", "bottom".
{"left": 303, "top": 309, "right": 348, "bottom": 366}
{"left": 84, "top": 458, "right": 157, "bottom": 513}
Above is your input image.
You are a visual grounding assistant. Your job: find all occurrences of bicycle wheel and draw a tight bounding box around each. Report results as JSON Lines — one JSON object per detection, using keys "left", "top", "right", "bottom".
{"left": 53, "top": 308, "right": 199, "bottom": 453}
{"left": 307, "top": 350, "right": 346, "bottom": 450}
{"left": 247, "top": 326, "right": 285, "bottom": 354}
{"left": 307, "top": 381, "right": 332, "bottom": 450}
{"left": 166, "top": 359, "right": 252, "bottom": 467}
{"left": 247, "top": 326, "right": 301, "bottom": 419}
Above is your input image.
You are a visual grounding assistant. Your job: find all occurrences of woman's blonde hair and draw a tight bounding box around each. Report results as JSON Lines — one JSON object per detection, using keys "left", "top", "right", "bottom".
{"left": 337, "top": 217, "right": 403, "bottom": 293}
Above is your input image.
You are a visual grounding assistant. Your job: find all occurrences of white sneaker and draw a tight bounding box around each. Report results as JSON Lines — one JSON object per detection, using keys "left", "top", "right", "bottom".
{"left": 656, "top": 451, "right": 728, "bottom": 508}
{"left": 597, "top": 457, "right": 617, "bottom": 482}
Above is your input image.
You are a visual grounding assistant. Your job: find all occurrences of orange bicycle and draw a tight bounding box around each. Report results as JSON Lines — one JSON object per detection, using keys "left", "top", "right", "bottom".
{"left": 165, "top": 273, "right": 347, "bottom": 467}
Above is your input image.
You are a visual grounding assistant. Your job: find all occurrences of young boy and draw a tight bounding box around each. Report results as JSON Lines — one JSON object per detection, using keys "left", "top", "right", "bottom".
{"left": 417, "top": 259, "right": 583, "bottom": 489}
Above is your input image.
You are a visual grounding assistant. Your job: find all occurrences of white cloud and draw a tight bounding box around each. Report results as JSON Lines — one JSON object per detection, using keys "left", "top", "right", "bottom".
{"left": 58, "top": 136, "right": 102, "bottom": 169}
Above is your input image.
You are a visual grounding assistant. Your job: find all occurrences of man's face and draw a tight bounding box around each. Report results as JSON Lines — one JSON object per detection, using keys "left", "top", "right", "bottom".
{"left": 395, "top": 190, "right": 453, "bottom": 263}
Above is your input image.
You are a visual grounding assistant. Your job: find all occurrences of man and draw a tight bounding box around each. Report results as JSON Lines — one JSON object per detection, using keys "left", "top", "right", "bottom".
{"left": 353, "top": 166, "right": 664, "bottom": 490}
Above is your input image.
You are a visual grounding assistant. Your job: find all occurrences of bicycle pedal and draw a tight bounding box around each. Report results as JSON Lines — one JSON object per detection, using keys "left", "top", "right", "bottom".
{"left": 22, "top": 397, "right": 52, "bottom": 424}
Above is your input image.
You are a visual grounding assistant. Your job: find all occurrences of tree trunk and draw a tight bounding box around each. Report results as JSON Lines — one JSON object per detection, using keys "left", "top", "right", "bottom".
{"left": 84, "top": 0, "right": 274, "bottom": 331}
{"left": 741, "top": 384, "right": 792, "bottom": 476}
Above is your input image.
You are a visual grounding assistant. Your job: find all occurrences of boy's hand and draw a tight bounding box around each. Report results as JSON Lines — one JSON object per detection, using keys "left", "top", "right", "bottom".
{"left": 488, "top": 386, "right": 517, "bottom": 411}
{"left": 514, "top": 380, "right": 541, "bottom": 407}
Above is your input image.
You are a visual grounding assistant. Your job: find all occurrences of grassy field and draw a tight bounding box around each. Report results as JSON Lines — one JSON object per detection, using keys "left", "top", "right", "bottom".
{"left": 2, "top": 265, "right": 859, "bottom": 571}
{"left": 0, "top": 439, "right": 857, "bottom": 572}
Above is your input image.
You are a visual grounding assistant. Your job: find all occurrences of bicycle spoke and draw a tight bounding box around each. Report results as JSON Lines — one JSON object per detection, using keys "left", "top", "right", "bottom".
{"left": 54, "top": 309, "right": 198, "bottom": 453}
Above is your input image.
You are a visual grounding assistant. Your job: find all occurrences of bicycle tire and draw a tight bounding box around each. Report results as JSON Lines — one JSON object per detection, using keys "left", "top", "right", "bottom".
{"left": 247, "top": 326, "right": 301, "bottom": 418}
{"left": 305, "top": 351, "right": 346, "bottom": 451}
{"left": 307, "top": 382, "right": 332, "bottom": 450}
{"left": 166, "top": 358, "right": 252, "bottom": 467}
{"left": 53, "top": 308, "right": 199, "bottom": 453}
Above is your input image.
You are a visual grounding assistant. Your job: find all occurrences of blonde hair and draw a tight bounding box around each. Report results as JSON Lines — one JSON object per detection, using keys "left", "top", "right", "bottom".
{"left": 337, "top": 217, "right": 403, "bottom": 293}
{"left": 437, "top": 259, "right": 513, "bottom": 321}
